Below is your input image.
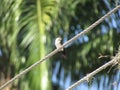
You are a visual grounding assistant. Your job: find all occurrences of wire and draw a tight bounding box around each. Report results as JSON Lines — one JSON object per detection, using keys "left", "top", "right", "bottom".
{"left": 0, "top": 5, "right": 120, "bottom": 90}
{"left": 66, "top": 57, "right": 118, "bottom": 90}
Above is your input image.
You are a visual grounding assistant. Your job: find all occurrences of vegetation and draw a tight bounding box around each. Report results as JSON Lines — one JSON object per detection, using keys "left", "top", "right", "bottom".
{"left": 0, "top": 0, "right": 120, "bottom": 90}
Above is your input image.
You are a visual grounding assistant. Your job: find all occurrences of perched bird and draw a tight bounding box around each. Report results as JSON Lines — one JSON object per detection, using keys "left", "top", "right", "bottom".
{"left": 55, "top": 37, "right": 63, "bottom": 51}
{"left": 55, "top": 37, "right": 66, "bottom": 59}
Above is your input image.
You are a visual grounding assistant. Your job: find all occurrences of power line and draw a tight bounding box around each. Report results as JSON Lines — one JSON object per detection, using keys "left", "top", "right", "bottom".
{"left": 66, "top": 52, "right": 120, "bottom": 90}
{"left": 0, "top": 5, "right": 120, "bottom": 90}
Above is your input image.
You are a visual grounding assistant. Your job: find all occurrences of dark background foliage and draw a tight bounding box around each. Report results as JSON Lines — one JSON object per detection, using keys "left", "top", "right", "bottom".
{"left": 0, "top": 0, "right": 120, "bottom": 90}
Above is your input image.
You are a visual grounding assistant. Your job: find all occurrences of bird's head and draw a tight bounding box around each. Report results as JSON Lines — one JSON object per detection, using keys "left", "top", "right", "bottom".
{"left": 55, "top": 37, "right": 62, "bottom": 45}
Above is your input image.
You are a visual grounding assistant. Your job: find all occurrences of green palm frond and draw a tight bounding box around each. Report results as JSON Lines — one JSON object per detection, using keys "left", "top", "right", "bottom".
{"left": 1, "top": 0, "right": 58, "bottom": 89}
{"left": 18, "top": 0, "right": 58, "bottom": 90}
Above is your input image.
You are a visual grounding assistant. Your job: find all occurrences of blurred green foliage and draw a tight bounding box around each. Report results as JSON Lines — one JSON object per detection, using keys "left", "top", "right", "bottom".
{"left": 0, "top": 0, "right": 120, "bottom": 90}
{"left": 51, "top": 0, "right": 120, "bottom": 89}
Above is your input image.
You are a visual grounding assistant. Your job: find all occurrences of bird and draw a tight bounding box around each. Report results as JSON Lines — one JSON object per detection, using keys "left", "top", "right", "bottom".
{"left": 55, "top": 37, "right": 66, "bottom": 59}
{"left": 55, "top": 37, "right": 63, "bottom": 51}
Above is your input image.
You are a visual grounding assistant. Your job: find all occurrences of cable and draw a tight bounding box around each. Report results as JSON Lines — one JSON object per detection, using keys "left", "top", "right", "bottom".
{"left": 66, "top": 57, "right": 118, "bottom": 90}
{"left": 0, "top": 5, "right": 120, "bottom": 90}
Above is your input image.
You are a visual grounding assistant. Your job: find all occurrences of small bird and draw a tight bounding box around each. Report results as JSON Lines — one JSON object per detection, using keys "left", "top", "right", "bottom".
{"left": 55, "top": 37, "right": 63, "bottom": 51}
{"left": 55, "top": 37, "right": 66, "bottom": 59}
